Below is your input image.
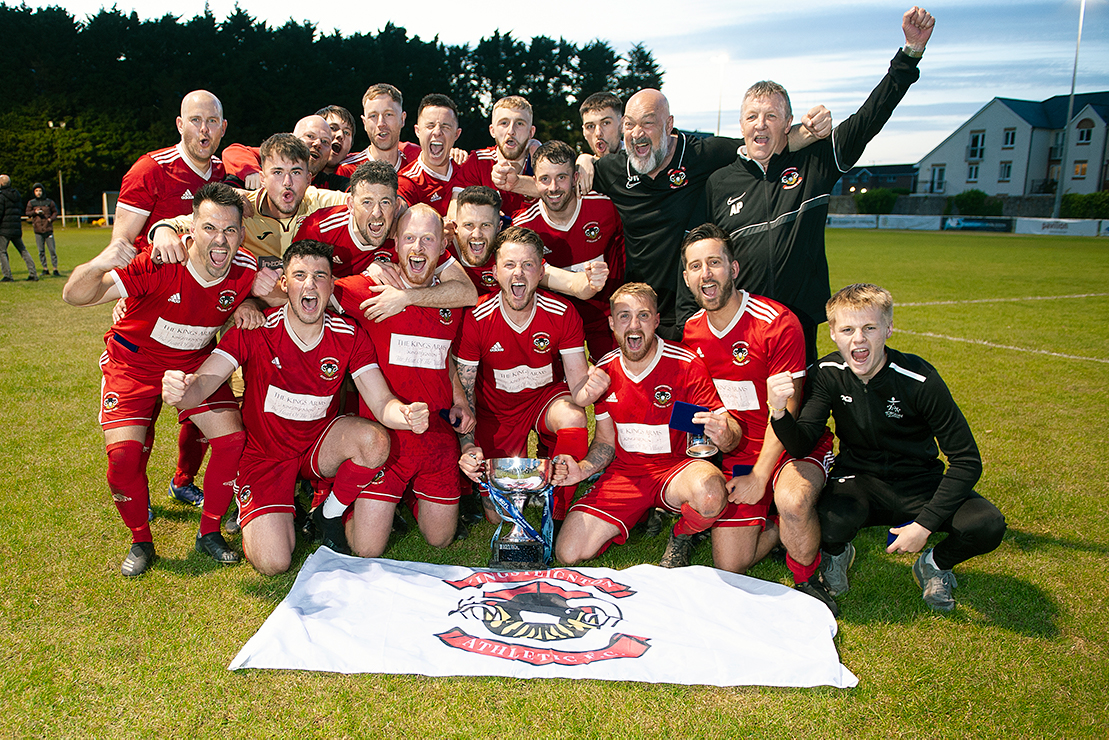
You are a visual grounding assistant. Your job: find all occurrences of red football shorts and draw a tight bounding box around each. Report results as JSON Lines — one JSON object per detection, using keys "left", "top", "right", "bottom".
{"left": 99, "top": 350, "right": 237, "bottom": 430}
{"left": 474, "top": 382, "right": 570, "bottom": 459}
{"left": 234, "top": 415, "right": 343, "bottom": 526}
{"left": 716, "top": 428, "right": 836, "bottom": 528}
{"left": 362, "top": 428, "right": 461, "bottom": 505}
{"left": 569, "top": 458, "right": 700, "bottom": 545}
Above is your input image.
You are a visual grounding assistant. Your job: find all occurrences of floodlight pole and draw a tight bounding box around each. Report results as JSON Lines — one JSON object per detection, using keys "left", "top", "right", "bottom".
{"left": 1052, "top": 0, "right": 1086, "bottom": 219}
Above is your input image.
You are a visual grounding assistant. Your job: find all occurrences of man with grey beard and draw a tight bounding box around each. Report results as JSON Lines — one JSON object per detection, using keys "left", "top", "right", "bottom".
{"left": 590, "top": 89, "right": 830, "bottom": 339}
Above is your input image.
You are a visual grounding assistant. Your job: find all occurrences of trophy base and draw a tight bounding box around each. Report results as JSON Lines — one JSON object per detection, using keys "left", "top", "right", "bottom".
{"left": 489, "top": 540, "right": 547, "bottom": 571}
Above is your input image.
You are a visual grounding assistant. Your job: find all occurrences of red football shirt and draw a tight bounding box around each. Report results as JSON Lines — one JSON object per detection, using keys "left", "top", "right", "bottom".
{"left": 511, "top": 192, "right": 625, "bottom": 343}
{"left": 106, "top": 250, "right": 257, "bottom": 374}
{"left": 213, "top": 306, "right": 379, "bottom": 460}
{"left": 117, "top": 144, "right": 226, "bottom": 251}
{"left": 337, "top": 141, "right": 421, "bottom": 177}
{"left": 333, "top": 274, "right": 464, "bottom": 429}
{"left": 454, "top": 146, "right": 534, "bottom": 216}
{"left": 594, "top": 339, "right": 725, "bottom": 468}
{"left": 455, "top": 290, "right": 585, "bottom": 421}
{"left": 682, "top": 291, "right": 806, "bottom": 468}
{"left": 397, "top": 158, "right": 463, "bottom": 217}
{"left": 294, "top": 205, "right": 397, "bottom": 278}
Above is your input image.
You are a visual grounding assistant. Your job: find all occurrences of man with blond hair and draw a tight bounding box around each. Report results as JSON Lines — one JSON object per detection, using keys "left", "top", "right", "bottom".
{"left": 768, "top": 283, "right": 1006, "bottom": 613}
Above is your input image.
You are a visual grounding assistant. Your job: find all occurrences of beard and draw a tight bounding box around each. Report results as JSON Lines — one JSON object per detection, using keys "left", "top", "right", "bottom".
{"left": 628, "top": 136, "right": 668, "bottom": 175}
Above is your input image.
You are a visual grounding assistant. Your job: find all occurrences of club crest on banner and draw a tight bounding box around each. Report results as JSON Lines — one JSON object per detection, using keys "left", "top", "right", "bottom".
{"left": 436, "top": 570, "right": 650, "bottom": 666}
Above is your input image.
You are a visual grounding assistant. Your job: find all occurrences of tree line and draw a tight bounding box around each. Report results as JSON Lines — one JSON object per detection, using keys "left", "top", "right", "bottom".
{"left": 0, "top": 4, "right": 663, "bottom": 212}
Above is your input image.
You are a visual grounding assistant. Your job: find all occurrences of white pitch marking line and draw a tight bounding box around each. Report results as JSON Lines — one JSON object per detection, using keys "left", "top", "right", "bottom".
{"left": 899, "top": 293, "right": 1109, "bottom": 307}
{"left": 893, "top": 329, "right": 1109, "bottom": 364}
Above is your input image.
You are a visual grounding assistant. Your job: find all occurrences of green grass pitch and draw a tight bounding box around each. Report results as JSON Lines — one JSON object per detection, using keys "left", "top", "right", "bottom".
{"left": 0, "top": 226, "right": 1106, "bottom": 737}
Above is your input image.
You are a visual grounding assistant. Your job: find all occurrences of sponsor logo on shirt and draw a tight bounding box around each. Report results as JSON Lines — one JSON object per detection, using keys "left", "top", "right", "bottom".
{"left": 333, "top": 255, "right": 343, "bottom": 264}
{"left": 712, "top": 379, "right": 759, "bottom": 412}
{"left": 727, "top": 193, "right": 746, "bottom": 216}
{"left": 389, "top": 334, "right": 450, "bottom": 370}
{"left": 439, "top": 308, "right": 453, "bottom": 325}
{"left": 490, "top": 342, "right": 505, "bottom": 353}
{"left": 781, "top": 168, "right": 802, "bottom": 190}
{"left": 180, "top": 189, "right": 194, "bottom": 201}
{"left": 653, "top": 385, "right": 673, "bottom": 408}
{"left": 841, "top": 394, "right": 853, "bottom": 403}
{"left": 532, "top": 332, "right": 551, "bottom": 353}
{"left": 430, "top": 193, "right": 442, "bottom": 202}
{"left": 150, "top": 317, "right": 220, "bottom": 351}
{"left": 259, "top": 231, "right": 274, "bottom": 240}
{"left": 668, "top": 168, "right": 687, "bottom": 189}
{"left": 583, "top": 222, "right": 601, "bottom": 242}
{"left": 168, "top": 292, "right": 182, "bottom": 304}
{"left": 493, "top": 363, "right": 554, "bottom": 394}
{"left": 481, "top": 271, "right": 497, "bottom": 287}
{"left": 319, "top": 357, "right": 340, "bottom": 380}
{"left": 103, "top": 392, "right": 120, "bottom": 411}
{"left": 626, "top": 174, "right": 641, "bottom": 189}
{"left": 272, "top": 357, "right": 283, "bottom": 370}
{"left": 731, "top": 341, "right": 750, "bottom": 366}
{"left": 605, "top": 392, "right": 618, "bottom": 403}
{"left": 263, "top": 385, "right": 332, "bottom": 421}
{"left": 217, "top": 289, "right": 237, "bottom": 312}
{"left": 616, "top": 422, "right": 671, "bottom": 455}
{"left": 885, "top": 397, "right": 903, "bottom": 419}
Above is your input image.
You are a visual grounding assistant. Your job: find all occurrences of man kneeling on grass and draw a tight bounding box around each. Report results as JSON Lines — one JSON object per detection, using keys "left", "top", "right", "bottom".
{"left": 767, "top": 283, "right": 1006, "bottom": 612}
{"left": 162, "top": 239, "right": 429, "bottom": 575}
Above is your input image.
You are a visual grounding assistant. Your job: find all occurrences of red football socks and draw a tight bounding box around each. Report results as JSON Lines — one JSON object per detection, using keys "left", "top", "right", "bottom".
{"left": 674, "top": 502, "right": 721, "bottom": 536}
{"left": 173, "top": 419, "right": 209, "bottom": 487}
{"left": 551, "top": 427, "right": 589, "bottom": 519}
{"left": 332, "top": 459, "right": 382, "bottom": 507}
{"left": 106, "top": 440, "right": 152, "bottom": 543}
{"left": 787, "top": 552, "right": 822, "bottom": 585}
{"left": 199, "top": 431, "right": 245, "bottom": 536}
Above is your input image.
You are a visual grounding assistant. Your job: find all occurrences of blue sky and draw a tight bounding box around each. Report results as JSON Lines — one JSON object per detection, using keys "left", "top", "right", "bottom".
{"left": 38, "top": 0, "right": 1109, "bottom": 164}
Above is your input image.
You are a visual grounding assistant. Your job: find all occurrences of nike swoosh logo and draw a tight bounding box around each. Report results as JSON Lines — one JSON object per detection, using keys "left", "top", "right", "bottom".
{"left": 727, "top": 193, "right": 747, "bottom": 205}
{"left": 259, "top": 231, "right": 274, "bottom": 239}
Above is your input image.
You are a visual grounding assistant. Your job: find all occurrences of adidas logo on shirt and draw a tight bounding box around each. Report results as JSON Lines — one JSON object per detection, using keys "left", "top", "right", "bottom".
{"left": 272, "top": 357, "right": 283, "bottom": 369}
{"left": 605, "top": 393, "right": 618, "bottom": 403}
{"left": 180, "top": 189, "right": 194, "bottom": 200}
{"left": 490, "top": 342, "right": 505, "bottom": 353}
{"left": 430, "top": 193, "right": 442, "bottom": 202}
{"left": 168, "top": 292, "right": 181, "bottom": 304}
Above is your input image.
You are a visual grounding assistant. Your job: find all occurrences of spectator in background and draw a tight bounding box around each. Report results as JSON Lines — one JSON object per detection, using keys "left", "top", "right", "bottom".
{"left": 27, "top": 183, "right": 60, "bottom": 276}
{"left": 0, "top": 175, "right": 38, "bottom": 282}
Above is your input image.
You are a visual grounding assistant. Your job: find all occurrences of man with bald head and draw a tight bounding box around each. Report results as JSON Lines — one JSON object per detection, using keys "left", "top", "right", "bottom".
{"left": 590, "top": 88, "right": 831, "bottom": 339}
{"left": 332, "top": 204, "right": 474, "bottom": 557}
{"left": 109, "top": 89, "right": 228, "bottom": 511}
{"left": 222, "top": 114, "right": 336, "bottom": 190}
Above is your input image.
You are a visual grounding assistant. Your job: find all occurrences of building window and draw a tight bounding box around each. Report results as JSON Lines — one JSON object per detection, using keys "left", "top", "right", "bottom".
{"left": 1076, "top": 118, "right": 1094, "bottom": 145}
{"left": 968, "top": 163, "right": 979, "bottom": 182}
{"left": 930, "top": 165, "right": 945, "bottom": 193}
{"left": 999, "top": 161, "right": 1012, "bottom": 182}
{"left": 967, "top": 131, "right": 985, "bottom": 160}
{"left": 1003, "top": 128, "right": 1016, "bottom": 148}
{"left": 1073, "top": 160, "right": 1087, "bottom": 179}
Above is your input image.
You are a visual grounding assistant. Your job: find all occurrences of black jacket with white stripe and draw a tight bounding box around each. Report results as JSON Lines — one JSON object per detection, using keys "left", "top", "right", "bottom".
{"left": 706, "top": 50, "right": 921, "bottom": 328}
{"left": 771, "top": 347, "right": 981, "bottom": 532}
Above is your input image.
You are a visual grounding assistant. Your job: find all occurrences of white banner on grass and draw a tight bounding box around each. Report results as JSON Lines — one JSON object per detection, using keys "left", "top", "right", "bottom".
{"left": 230, "top": 550, "right": 858, "bottom": 688}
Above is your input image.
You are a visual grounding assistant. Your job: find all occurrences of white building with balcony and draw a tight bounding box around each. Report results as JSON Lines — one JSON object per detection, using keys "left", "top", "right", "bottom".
{"left": 915, "top": 92, "right": 1109, "bottom": 197}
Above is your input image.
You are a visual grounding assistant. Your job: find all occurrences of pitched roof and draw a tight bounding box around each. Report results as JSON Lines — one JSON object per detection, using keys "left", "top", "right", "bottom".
{"left": 997, "top": 92, "right": 1109, "bottom": 129}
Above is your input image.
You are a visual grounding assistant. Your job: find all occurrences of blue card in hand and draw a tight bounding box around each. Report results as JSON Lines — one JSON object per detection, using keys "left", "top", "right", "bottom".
{"left": 669, "top": 401, "right": 708, "bottom": 434}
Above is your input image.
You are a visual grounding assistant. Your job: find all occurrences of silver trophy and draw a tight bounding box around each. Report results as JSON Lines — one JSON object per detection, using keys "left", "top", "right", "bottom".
{"left": 686, "top": 430, "right": 719, "bottom": 458}
{"left": 483, "top": 457, "right": 554, "bottom": 570}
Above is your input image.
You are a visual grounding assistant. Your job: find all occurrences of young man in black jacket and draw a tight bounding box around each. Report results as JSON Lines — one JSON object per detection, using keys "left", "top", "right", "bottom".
{"left": 767, "top": 283, "right": 1005, "bottom": 612}
{"left": 0, "top": 175, "right": 39, "bottom": 282}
